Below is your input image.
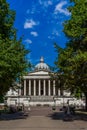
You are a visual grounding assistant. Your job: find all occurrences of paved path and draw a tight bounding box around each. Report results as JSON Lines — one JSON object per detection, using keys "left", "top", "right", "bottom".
{"left": 29, "top": 106, "right": 54, "bottom": 116}
{"left": 0, "top": 106, "right": 87, "bottom": 130}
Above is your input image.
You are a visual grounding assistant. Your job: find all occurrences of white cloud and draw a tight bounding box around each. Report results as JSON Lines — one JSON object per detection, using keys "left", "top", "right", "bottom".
{"left": 39, "top": 0, "right": 53, "bottom": 7}
{"left": 54, "top": 1, "right": 70, "bottom": 16}
{"left": 24, "top": 39, "right": 32, "bottom": 44}
{"left": 47, "top": 0, "right": 53, "bottom": 5}
{"left": 30, "top": 31, "right": 38, "bottom": 37}
{"left": 52, "top": 30, "right": 59, "bottom": 36}
{"left": 26, "top": 6, "right": 36, "bottom": 14}
{"left": 24, "top": 19, "right": 39, "bottom": 29}
{"left": 48, "top": 29, "right": 60, "bottom": 40}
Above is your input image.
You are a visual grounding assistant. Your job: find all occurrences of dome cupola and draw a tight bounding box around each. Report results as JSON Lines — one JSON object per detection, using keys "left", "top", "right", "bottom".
{"left": 35, "top": 57, "right": 50, "bottom": 71}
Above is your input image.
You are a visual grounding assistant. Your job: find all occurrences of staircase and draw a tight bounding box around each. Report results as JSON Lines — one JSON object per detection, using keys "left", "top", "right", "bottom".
{"left": 30, "top": 96, "right": 54, "bottom": 102}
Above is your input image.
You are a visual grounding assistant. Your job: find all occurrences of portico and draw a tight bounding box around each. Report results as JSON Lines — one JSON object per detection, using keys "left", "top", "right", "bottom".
{"left": 19, "top": 57, "right": 61, "bottom": 105}
{"left": 6, "top": 57, "right": 62, "bottom": 106}
{"left": 6, "top": 57, "right": 84, "bottom": 106}
{"left": 21, "top": 79, "right": 58, "bottom": 96}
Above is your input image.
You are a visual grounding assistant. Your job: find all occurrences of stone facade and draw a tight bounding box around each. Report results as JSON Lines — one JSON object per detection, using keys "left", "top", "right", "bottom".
{"left": 6, "top": 57, "right": 85, "bottom": 107}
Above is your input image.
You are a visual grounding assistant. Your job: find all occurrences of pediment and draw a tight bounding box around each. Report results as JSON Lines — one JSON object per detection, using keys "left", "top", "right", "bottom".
{"left": 28, "top": 70, "right": 49, "bottom": 75}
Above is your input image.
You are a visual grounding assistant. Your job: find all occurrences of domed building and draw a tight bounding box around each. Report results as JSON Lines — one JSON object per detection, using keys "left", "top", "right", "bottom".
{"left": 6, "top": 57, "right": 85, "bottom": 107}
{"left": 6, "top": 57, "right": 63, "bottom": 106}
{"left": 19, "top": 56, "right": 61, "bottom": 106}
{"left": 35, "top": 57, "right": 50, "bottom": 71}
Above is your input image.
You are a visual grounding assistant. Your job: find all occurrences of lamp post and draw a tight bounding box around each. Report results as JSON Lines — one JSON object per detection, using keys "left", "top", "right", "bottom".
{"left": 67, "top": 99, "right": 70, "bottom": 115}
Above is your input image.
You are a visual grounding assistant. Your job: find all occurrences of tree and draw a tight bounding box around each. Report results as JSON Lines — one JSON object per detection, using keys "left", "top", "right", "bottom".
{"left": 54, "top": 0, "right": 87, "bottom": 110}
{"left": 0, "top": 0, "right": 30, "bottom": 101}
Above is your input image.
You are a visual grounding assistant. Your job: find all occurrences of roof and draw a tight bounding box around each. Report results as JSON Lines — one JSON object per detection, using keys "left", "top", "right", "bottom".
{"left": 35, "top": 57, "right": 50, "bottom": 71}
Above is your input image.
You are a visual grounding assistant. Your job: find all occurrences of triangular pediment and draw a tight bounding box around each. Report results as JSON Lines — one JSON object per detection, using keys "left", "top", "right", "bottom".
{"left": 28, "top": 70, "right": 50, "bottom": 75}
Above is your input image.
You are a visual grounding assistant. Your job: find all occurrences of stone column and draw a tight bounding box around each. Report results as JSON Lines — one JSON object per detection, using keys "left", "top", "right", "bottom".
{"left": 29, "top": 80, "right": 31, "bottom": 96}
{"left": 24, "top": 79, "right": 26, "bottom": 96}
{"left": 39, "top": 80, "right": 41, "bottom": 96}
{"left": 18, "top": 83, "right": 21, "bottom": 96}
{"left": 44, "top": 80, "right": 46, "bottom": 96}
{"left": 58, "top": 88, "right": 61, "bottom": 96}
{"left": 48, "top": 80, "right": 51, "bottom": 96}
{"left": 53, "top": 80, "right": 56, "bottom": 96}
{"left": 34, "top": 80, "right": 36, "bottom": 96}
{"left": 19, "top": 87, "right": 21, "bottom": 96}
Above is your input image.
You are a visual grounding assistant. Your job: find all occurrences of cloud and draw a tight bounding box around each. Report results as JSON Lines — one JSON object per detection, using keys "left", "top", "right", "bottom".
{"left": 52, "top": 30, "right": 59, "bottom": 36}
{"left": 54, "top": 1, "right": 70, "bottom": 16}
{"left": 47, "top": 0, "right": 53, "bottom": 6}
{"left": 48, "top": 30, "right": 60, "bottom": 40}
{"left": 26, "top": 7, "right": 36, "bottom": 14}
{"left": 24, "top": 39, "right": 32, "bottom": 44}
{"left": 39, "top": 0, "right": 53, "bottom": 7}
{"left": 30, "top": 31, "right": 38, "bottom": 37}
{"left": 24, "top": 19, "right": 39, "bottom": 29}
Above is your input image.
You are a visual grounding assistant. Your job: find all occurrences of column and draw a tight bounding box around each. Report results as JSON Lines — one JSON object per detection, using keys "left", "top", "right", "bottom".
{"left": 44, "top": 80, "right": 46, "bottom": 96}
{"left": 58, "top": 88, "right": 61, "bottom": 96}
{"left": 34, "top": 80, "right": 36, "bottom": 96}
{"left": 39, "top": 80, "right": 41, "bottom": 96}
{"left": 18, "top": 83, "right": 21, "bottom": 96}
{"left": 53, "top": 80, "right": 56, "bottom": 96}
{"left": 29, "top": 80, "right": 31, "bottom": 95}
{"left": 19, "top": 87, "right": 21, "bottom": 96}
{"left": 48, "top": 80, "right": 51, "bottom": 96}
{"left": 24, "top": 79, "right": 26, "bottom": 96}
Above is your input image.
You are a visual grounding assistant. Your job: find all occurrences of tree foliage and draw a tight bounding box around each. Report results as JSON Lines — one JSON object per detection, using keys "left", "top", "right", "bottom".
{"left": 54, "top": 0, "right": 87, "bottom": 108}
{"left": 0, "top": 0, "right": 30, "bottom": 98}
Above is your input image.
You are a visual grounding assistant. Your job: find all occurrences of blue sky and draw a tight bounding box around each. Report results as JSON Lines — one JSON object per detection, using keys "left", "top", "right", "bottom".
{"left": 7, "top": 0, "right": 71, "bottom": 67}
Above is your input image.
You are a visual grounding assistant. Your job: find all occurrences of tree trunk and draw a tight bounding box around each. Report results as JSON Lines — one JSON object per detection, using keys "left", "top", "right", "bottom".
{"left": 85, "top": 92, "right": 87, "bottom": 111}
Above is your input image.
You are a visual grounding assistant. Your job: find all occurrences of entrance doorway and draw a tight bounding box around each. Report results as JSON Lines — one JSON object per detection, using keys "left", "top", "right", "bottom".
{"left": 41, "top": 80, "right": 44, "bottom": 96}
{"left": 41, "top": 89, "right": 43, "bottom": 95}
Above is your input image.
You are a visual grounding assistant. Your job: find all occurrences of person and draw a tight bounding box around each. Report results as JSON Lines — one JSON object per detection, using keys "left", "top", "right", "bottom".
{"left": 22, "top": 103, "right": 25, "bottom": 111}
{"left": 66, "top": 100, "right": 71, "bottom": 115}
{"left": 63, "top": 106, "right": 67, "bottom": 114}
{"left": 70, "top": 105, "right": 75, "bottom": 115}
{"left": 67, "top": 100, "right": 69, "bottom": 105}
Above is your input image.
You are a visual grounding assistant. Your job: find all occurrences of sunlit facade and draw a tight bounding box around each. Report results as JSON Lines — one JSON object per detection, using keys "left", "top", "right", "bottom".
{"left": 6, "top": 57, "right": 84, "bottom": 106}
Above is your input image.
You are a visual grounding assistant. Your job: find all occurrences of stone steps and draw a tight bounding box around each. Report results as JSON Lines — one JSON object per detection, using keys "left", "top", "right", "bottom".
{"left": 30, "top": 96, "right": 54, "bottom": 101}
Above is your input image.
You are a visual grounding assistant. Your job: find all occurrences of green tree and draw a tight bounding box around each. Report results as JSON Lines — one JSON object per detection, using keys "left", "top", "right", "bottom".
{"left": 0, "top": 0, "right": 30, "bottom": 101}
{"left": 54, "top": 0, "right": 87, "bottom": 110}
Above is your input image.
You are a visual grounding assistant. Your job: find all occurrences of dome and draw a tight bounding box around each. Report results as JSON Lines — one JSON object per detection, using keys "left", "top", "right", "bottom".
{"left": 35, "top": 57, "right": 50, "bottom": 71}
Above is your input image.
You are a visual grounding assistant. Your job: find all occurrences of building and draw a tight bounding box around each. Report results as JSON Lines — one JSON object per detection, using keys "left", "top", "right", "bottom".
{"left": 6, "top": 57, "right": 85, "bottom": 107}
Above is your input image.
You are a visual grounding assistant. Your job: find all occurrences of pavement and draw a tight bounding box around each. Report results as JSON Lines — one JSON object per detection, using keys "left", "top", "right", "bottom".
{"left": 0, "top": 106, "right": 87, "bottom": 130}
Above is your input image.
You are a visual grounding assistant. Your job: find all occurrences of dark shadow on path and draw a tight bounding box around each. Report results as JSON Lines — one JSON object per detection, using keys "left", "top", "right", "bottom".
{"left": 47, "top": 111, "right": 87, "bottom": 122}
{"left": 0, "top": 111, "right": 29, "bottom": 121}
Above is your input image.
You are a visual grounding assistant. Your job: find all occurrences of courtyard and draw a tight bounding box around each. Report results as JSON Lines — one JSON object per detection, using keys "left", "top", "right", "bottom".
{"left": 0, "top": 106, "right": 87, "bottom": 130}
